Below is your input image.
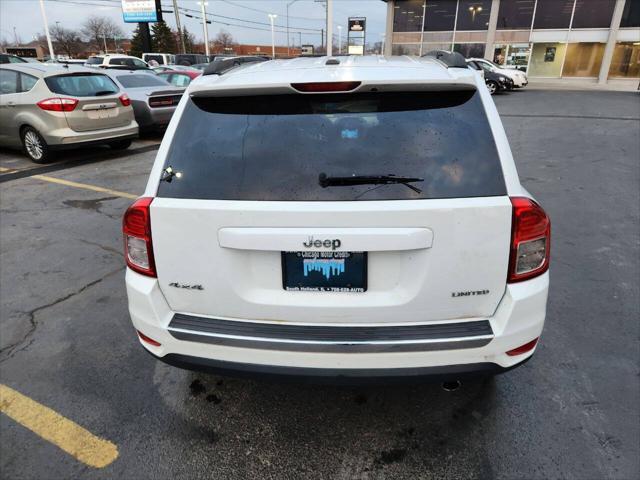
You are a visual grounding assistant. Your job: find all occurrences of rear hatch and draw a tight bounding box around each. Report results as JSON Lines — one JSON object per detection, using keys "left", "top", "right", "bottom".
{"left": 150, "top": 88, "right": 512, "bottom": 324}
{"left": 45, "top": 72, "right": 130, "bottom": 131}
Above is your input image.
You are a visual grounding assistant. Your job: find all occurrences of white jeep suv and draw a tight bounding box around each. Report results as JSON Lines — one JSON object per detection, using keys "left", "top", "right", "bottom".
{"left": 124, "top": 55, "right": 549, "bottom": 382}
{"left": 468, "top": 57, "right": 528, "bottom": 87}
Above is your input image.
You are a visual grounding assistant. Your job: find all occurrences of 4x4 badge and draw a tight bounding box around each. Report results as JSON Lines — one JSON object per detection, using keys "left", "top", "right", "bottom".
{"left": 169, "top": 282, "right": 204, "bottom": 290}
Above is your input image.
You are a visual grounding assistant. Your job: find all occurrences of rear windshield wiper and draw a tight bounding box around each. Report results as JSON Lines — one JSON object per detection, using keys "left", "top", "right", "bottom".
{"left": 319, "top": 173, "right": 424, "bottom": 194}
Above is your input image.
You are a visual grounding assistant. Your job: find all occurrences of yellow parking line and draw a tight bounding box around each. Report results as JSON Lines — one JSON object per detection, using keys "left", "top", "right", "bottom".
{"left": 31, "top": 174, "right": 137, "bottom": 199}
{"left": 0, "top": 384, "right": 119, "bottom": 468}
{"left": 0, "top": 166, "right": 17, "bottom": 173}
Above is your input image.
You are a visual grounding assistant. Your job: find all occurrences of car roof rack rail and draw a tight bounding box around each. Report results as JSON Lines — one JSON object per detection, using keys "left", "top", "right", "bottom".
{"left": 203, "top": 57, "right": 268, "bottom": 76}
{"left": 422, "top": 50, "right": 468, "bottom": 69}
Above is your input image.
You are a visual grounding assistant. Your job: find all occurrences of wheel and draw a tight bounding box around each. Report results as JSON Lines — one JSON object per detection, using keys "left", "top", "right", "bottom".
{"left": 21, "top": 127, "right": 51, "bottom": 163}
{"left": 109, "top": 139, "right": 132, "bottom": 150}
{"left": 486, "top": 81, "right": 498, "bottom": 95}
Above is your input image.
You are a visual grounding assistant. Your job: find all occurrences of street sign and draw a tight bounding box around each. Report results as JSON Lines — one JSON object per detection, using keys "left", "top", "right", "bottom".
{"left": 121, "top": 0, "right": 159, "bottom": 23}
{"left": 348, "top": 18, "right": 366, "bottom": 32}
{"left": 347, "top": 17, "right": 366, "bottom": 55}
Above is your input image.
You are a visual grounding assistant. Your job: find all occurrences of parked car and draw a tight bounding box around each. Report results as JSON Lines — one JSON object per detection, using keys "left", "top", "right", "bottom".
{"left": 86, "top": 54, "right": 149, "bottom": 70}
{"left": 142, "top": 53, "right": 176, "bottom": 66}
{"left": 192, "top": 56, "right": 269, "bottom": 72}
{"left": 123, "top": 55, "right": 550, "bottom": 382}
{"left": 467, "top": 60, "right": 514, "bottom": 94}
{"left": 0, "top": 64, "right": 137, "bottom": 163}
{"left": 174, "top": 54, "right": 209, "bottom": 66}
{"left": 0, "top": 54, "right": 28, "bottom": 64}
{"left": 105, "top": 69, "right": 184, "bottom": 131}
{"left": 151, "top": 65, "right": 200, "bottom": 74}
{"left": 156, "top": 70, "right": 201, "bottom": 87}
{"left": 468, "top": 57, "right": 528, "bottom": 87}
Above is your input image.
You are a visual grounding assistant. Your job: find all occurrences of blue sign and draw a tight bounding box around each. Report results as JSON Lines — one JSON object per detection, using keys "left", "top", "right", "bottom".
{"left": 121, "top": 0, "right": 158, "bottom": 23}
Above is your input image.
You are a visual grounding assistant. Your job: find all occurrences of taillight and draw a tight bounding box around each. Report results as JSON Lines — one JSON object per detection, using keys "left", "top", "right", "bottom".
{"left": 506, "top": 338, "right": 539, "bottom": 356}
{"left": 37, "top": 97, "right": 78, "bottom": 112}
{"left": 123, "top": 197, "right": 156, "bottom": 277}
{"left": 291, "top": 81, "right": 361, "bottom": 92}
{"left": 508, "top": 197, "right": 551, "bottom": 283}
{"left": 119, "top": 93, "right": 131, "bottom": 107}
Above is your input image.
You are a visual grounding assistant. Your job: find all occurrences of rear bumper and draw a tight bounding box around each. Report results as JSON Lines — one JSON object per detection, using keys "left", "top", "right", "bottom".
{"left": 127, "top": 270, "right": 548, "bottom": 378}
{"left": 147, "top": 349, "right": 532, "bottom": 384}
{"left": 44, "top": 121, "right": 139, "bottom": 147}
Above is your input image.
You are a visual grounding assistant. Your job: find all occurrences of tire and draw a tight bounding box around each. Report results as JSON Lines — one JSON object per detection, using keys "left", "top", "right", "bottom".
{"left": 21, "top": 127, "right": 51, "bottom": 163}
{"left": 486, "top": 81, "right": 498, "bottom": 95}
{"left": 109, "top": 139, "right": 132, "bottom": 150}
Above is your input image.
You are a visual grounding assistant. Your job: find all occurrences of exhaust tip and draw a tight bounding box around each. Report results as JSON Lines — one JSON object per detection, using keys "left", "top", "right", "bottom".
{"left": 442, "top": 380, "right": 461, "bottom": 392}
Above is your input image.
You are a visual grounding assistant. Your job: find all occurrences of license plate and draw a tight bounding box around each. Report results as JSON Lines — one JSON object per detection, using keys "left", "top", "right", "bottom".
{"left": 282, "top": 251, "right": 367, "bottom": 293}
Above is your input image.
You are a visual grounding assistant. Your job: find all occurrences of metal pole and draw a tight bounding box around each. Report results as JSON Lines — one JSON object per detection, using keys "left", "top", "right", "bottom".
{"left": 326, "top": 0, "right": 333, "bottom": 56}
{"left": 199, "top": 1, "right": 210, "bottom": 57}
{"left": 287, "top": 3, "right": 290, "bottom": 56}
{"left": 451, "top": 0, "right": 459, "bottom": 51}
{"left": 38, "top": 0, "right": 55, "bottom": 60}
{"left": 337, "top": 25, "right": 342, "bottom": 54}
{"left": 419, "top": 1, "right": 426, "bottom": 56}
{"left": 103, "top": 33, "right": 108, "bottom": 54}
{"left": 172, "top": 0, "right": 185, "bottom": 53}
{"left": 268, "top": 14, "right": 277, "bottom": 58}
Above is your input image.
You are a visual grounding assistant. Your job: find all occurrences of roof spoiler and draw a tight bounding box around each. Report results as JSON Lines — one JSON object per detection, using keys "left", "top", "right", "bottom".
{"left": 422, "top": 50, "right": 468, "bottom": 69}
{"left": 203, "top": 57, "right": 268, "bottom": 76}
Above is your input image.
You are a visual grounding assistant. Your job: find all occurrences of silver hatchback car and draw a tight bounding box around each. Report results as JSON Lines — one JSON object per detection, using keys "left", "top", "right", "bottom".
{"left": 0, "top": 64, "right": 138, "bottom": 163}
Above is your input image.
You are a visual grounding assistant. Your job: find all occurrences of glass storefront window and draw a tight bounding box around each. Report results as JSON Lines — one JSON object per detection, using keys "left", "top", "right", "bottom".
{"left": 424, "top": 0, "right": 457, "bottom": 31}
{"left": 494, "top": 44, "right": 532, "bottom": 71}
{"left": 497, "top": 0, "right": 535, "bottom": 30}
{"left": 392, "top": 44, "right": 422, "bottom": 56}
{"left": 563, "top": 43, "right": 605, "bottom": 77}
{"left": 608, "top": 42, "right": 640, "bottom": 78}
{"left": 534, "top": 0, "right": 574, "bottom": 29}
{"left": 620, "top": 0, "right": 640, "bottom": 28}
{"left": 572, "top": 0, "right": 616, "bottom": 29}
{"left": 393, "top": 0, "right": 424, "bottom": 32}
{"left": 456, "top": 1, "right": 492, "bottom": 31}
{"left": 454, "top": 43, "right": 486, "bottom": 58}
{"left": 529, "top": 42, "right": 567, "bottom": 77}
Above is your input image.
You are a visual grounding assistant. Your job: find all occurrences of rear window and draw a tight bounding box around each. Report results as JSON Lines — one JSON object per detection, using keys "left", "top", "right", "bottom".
{"left": 45, "top": 73, "right": 119, "bottom": 96}
{"left": 116, "top": 74, "right": 168, "bottom": 88}
{"left": 86, "top": 57, "right": 103, "bottom": 65}
{"left": 144, "top": 55, "right": 164, "bottom": 64}
{"left": 157, "top": 90, "right": 506, "bottom": 201}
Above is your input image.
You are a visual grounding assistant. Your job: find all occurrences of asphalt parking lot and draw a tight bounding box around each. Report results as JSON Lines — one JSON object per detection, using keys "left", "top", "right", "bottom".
{"left": 1, "top": 89, "right": 639, "bottom": 480}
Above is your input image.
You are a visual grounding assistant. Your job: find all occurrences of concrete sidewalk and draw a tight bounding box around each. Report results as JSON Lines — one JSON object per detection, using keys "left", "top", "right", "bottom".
{"left": 527, "top": 78, "right": 639, "bottom": 92}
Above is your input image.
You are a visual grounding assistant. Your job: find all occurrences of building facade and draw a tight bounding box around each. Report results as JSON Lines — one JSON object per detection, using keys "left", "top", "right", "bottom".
{"left": 382, "top": 0, "right": 640, "bottom": 84}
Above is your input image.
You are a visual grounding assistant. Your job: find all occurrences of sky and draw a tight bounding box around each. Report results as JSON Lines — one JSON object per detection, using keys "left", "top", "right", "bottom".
{"left": 0, "top": 0, "right": 387, "bottom": 48}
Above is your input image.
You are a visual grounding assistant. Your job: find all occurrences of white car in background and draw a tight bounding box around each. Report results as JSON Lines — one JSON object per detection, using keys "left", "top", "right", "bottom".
{"left": 468, "top": 57, "right": 528, "bottom": 87}
{"left": 124, "top": 55, "right": 549, "bottom": 383}
{"left": 85, "top": 54, "right": 149, "bottom": 70}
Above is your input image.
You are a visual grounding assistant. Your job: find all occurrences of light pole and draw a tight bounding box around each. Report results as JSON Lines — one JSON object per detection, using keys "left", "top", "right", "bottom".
{"left": 326, "top": 0, "right": 333, "bottom": 56}
{"left": 337, "top": 25, "right": 342, "bottom": 54}
{"left": 268, "top": 13, "right": 277, "bottom": 59}
{"left": 38, "top": 0, "right": 55, "bottom": 60}
{"left": 198, "top": 1, "right": 210, "bottom": 57}
{"left": 172, "top": 0, "right": 185, "bottom": 54}
{"left": 286, "top": 0, "right": 300, "bottom": 57}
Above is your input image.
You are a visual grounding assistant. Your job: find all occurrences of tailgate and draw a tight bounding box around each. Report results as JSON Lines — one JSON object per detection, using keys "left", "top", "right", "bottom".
{"left": 151, "top": 197, "right": 511, "bottom": 324}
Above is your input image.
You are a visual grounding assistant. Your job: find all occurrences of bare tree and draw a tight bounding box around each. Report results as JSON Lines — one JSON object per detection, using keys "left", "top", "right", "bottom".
{"left": 213, "top": 30, "right": 235, "bottom": 52}
{"left": 50, "top": 25, "right": 83, "bottom": 57}
{"left": 81, "top": 15, "right": 123, "bottom": 52}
